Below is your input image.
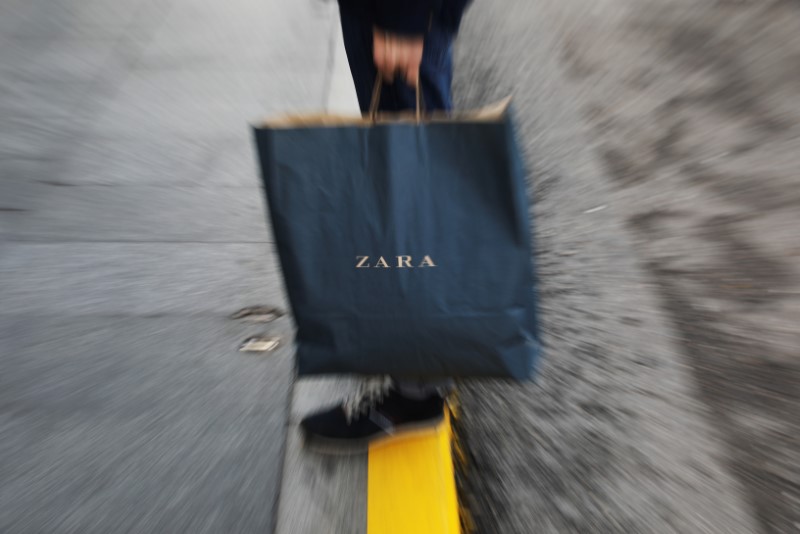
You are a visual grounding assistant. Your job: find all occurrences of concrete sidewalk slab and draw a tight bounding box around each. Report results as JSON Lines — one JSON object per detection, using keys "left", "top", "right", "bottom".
{"left": 0, "top": 183, "right": 269, "bottom": 243}
{"left": 1, "top": 0, "right": 148, "bottom": 40}
{"left": 51, "top": 135, "right": 223, "bottom": 187}
{"left": 136, "top": 3, "right": 333, "bottom": 72}
{"left": 0, "top": 316, "right": 292, "bottom": 534}
{"left": 0, "top": 78, "right": 94, "bottom": 119}
{"left": 0, "top": 37, "right": 117, "bottom": 84}
{"left": 23, "top": 135, "right": 261, "bottom": 188}
{"left": 0, "top": 116, "right": 80, "bottom": 159}
{"left": 1, "top": 0, "right": 341, "bottom": 532}
{"left": 0, "top": 243, "right": 285, "bottom": 316}
{"left": 84, "top": 69, "right": 324, "bottom": 137}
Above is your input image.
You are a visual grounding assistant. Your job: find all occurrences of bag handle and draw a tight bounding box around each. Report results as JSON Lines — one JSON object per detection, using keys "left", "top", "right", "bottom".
{"left": 368, "top": 76, "right": 424, "bottom": 123}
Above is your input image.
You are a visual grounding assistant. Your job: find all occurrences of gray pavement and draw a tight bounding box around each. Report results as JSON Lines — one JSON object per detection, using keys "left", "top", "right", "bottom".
{"left": 1, "top": 0, "right": 337, "bottom": 532}
{"left": 454, "top": 1, "right": 797, "bottom": 533}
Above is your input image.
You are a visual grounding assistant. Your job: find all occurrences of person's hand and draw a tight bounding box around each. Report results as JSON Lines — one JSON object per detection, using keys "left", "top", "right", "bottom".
{"left": 373, "top": 28, "right": 424, "bottom": 86}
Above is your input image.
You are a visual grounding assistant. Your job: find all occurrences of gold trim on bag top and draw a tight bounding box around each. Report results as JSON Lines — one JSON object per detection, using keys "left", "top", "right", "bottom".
{"left": 257, "top": 97, "right": 512, "bottom": 129}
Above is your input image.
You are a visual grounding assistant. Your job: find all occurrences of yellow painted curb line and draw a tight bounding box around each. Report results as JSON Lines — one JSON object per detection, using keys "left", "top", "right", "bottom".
{"left": 367, "top": 411, "right": 460, "bottom": 534}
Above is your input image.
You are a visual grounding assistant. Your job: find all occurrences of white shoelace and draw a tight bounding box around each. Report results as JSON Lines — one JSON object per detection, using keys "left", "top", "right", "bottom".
{"left": 342, "top": 376, "right": 392, "bottom": 424}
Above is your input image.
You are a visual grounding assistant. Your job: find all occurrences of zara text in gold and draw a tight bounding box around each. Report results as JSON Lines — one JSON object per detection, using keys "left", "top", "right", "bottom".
{"left": 356, "top": 255, "right": 436, "bottom": 268}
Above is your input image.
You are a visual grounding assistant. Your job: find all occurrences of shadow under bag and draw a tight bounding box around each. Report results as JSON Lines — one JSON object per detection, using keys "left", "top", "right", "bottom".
{"left": 253, "top": 102, "right": 540, "bottom": 380}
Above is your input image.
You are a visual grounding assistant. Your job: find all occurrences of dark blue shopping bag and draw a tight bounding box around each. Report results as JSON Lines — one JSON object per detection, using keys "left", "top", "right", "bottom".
{"left": 253, "top": 105, "right": 540, "bottom": 379}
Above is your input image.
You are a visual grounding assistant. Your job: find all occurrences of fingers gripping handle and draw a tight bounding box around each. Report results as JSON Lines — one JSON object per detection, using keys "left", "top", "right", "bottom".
{"left": 368, "top": 77, "right": 424, "bottom": 123}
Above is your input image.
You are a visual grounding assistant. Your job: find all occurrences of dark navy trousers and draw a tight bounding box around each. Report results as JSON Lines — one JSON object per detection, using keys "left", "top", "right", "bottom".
{"left": 339, "top": 6, "right": 454, "bottom": 113}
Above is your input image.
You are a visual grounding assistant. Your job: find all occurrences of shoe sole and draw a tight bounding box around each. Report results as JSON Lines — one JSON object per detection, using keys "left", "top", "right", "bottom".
{"left": 302, "top": 413, "right": 446, "bottom": 456}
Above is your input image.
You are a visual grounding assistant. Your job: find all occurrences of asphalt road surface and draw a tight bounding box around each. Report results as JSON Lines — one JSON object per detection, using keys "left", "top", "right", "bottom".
{"left": 454, "top": 1, "right": 798, "bottom": 533}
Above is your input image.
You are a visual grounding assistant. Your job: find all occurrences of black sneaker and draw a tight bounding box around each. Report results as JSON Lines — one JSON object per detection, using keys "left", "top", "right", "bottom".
{"left": 300, "top": 385, "right": 445, "bottom": 454}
